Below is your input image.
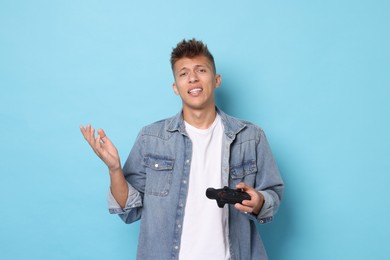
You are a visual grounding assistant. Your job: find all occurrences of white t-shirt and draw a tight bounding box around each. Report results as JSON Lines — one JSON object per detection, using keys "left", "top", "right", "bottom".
{"left": 179, "top": 114, "right": 230, "bottom": 260}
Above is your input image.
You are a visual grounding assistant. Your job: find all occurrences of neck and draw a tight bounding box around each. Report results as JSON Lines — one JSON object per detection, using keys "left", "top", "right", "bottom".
{"left": 182, "top": 106, "right": 217, "bottom": 129}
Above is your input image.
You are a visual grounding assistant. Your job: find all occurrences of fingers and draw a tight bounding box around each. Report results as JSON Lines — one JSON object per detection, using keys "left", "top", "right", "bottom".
{"left": 234, "top": 203, "right": 253, "bottom": 214}
{"left": 98, "top": 128, "right": 116, "bottom": 149}
{"left": 80, "top": 124, "right": 106, "bottom": 141}
{"left": 234, "top": 182, "right": 254, "bottom": 213}
{"left": 80, "top": 125, "right": 86, "bottom": 136}
{"left": 81, "top": 124, "right": 111, "bottom": 151}
{"left": 93, "top": 128, "right": 110, "bottom": 156}
{"left": 235, "top": 197, "right": 257, "bottom": 213}
{"left": 236, "top": 182, "right": 250, "bottom": 191}
{"left": 234, "top": 182, "right": 263, "bottom": 215}
{"left": 94, "top": 131, "right": 102, "bottom": 152}
{"left": 80, "top": 124, "right": 121, "bottom": 170}
{"left": 98, "top": 128, "right": 106, "bottom": 140}
{"left": 80, "top": 124, "right": 100, "bottom": 149}
{"left": 80, "top": 124, "right": 93, "bottom": 143}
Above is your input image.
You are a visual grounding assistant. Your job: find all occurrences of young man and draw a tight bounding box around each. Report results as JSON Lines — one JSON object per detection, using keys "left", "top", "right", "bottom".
{"left": 80, "top": 39, "right": 284, "bottom": 259}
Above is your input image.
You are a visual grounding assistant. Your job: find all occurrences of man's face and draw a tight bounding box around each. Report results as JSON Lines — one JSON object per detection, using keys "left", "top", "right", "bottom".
{"left": 172, "top": 55, "right": 221, "bottom": 112}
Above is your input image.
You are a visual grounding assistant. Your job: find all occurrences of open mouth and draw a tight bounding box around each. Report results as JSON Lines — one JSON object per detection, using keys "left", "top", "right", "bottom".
{"left": 188, "top": 88, "right": 203, "bottom": 94}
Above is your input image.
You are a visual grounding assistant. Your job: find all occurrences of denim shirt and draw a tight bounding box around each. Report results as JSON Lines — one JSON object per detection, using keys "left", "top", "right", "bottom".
{"left": 108, "top": 108, "right": 284, "bottom": 260}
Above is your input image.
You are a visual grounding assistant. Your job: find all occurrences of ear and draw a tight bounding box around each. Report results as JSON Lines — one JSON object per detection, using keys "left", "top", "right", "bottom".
{"left": 172, "top": 83, "right": 180, "bottom": 95}
{"left": 215, "top": 74, "right": 222, "bottom": 89}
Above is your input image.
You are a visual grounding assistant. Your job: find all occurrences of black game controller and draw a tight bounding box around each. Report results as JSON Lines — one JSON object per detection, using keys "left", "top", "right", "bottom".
{"left": 206, "top": 186, "right": 251, "bottom": 208}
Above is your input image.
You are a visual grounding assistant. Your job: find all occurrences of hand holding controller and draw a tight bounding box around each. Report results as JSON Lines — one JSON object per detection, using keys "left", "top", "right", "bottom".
{"left": 206, "top": 186, "right": 251, "bottom": 208}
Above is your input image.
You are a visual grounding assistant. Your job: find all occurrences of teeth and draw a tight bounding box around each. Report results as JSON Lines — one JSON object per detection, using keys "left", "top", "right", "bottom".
{"left": 188, "top": 88, "right": 202, "bottom": 94}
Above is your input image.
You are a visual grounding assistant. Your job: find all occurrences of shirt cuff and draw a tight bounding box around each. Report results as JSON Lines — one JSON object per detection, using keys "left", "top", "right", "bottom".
{"left": 255, "top": 190, "right": 274, "bottom": 224}
{"left": 107, "top": 182, "right": 143, "bottom": 214}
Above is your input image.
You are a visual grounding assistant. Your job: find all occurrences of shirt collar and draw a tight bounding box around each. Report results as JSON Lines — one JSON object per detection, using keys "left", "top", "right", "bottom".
{"left": 166, "top": 107, "right": 246, "bottom": 138}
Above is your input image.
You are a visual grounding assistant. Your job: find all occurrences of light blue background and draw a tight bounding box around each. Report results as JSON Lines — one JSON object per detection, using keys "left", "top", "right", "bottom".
{"left": 1, "top": 0, "right": 389, "bottom": 259}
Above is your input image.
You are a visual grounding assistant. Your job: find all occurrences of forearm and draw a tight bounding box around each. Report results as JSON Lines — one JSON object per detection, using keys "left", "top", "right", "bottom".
{"left": 109, "top": 168, "right": 129, "bottom": 208}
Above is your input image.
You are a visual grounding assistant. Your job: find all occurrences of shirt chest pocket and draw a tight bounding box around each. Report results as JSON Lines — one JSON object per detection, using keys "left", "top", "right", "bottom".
{"left": 143, "top": 154, "right": 174, "bottom": 197}
{"left": 230, "top": 159, "right": 257, "bottom": 185}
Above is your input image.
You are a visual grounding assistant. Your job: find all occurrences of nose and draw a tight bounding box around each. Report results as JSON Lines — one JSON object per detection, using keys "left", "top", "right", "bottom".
{"left": 188, "top": 71, "right": 199, "bottom": 84}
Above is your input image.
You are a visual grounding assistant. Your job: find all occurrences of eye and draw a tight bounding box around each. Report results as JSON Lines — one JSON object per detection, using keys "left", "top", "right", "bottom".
{"left": 198, "top": 68, "right": 207, "bottom": 73}
{"left": 179, "top": 72, "right": 187, "bottom": 77}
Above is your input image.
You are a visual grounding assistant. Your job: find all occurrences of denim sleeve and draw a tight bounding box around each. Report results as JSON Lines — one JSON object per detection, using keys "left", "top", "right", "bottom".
{"left": 107, "top": 182, "right": 143, "bottom": 214}
{"left": 253, "top": 129, "right": 284, "bottom": 224}
{"left": 256, "top": 190, "right": 276, "bottom": 223}
{"left": 107, "top": 130, "right": 146, "bottom": 223}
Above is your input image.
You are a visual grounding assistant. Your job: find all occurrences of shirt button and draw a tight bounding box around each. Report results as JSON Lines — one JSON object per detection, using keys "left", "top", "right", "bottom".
{"left": 183, "top": 180, "right": 187, "bottom": 184}
{"left": 186, "top": 160, "right": 190, "bottom": 164}
{"left": 174, "top": 246, "right": 179, "bottom": 250}
{"left": 154, "top": 164, "right": 158, "bottom": 168}
{"left": 178, "top": 224, "right": 181, "bottom": 228}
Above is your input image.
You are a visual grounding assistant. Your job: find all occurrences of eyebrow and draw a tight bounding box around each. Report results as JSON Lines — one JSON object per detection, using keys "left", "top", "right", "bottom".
{"left": 177, "top": 64, "right": 208, "bottom": 72}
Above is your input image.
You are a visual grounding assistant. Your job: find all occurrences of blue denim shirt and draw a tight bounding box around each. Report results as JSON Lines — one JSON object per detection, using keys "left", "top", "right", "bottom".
{"left": 108, "top": 108, "right": 284, "bottom": 260}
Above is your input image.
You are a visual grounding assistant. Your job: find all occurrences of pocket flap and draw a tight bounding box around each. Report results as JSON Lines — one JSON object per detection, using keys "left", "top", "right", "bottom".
{"left": 230, "top": 159, "right": 257, "bottom": 179}
{"left": 143, "top": 154, "right": 174, "bottom": 171}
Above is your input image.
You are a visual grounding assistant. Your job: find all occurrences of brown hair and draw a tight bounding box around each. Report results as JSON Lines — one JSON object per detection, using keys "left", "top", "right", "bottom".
{"left": 170, "top": 38, "right": 216, "bottom": 73}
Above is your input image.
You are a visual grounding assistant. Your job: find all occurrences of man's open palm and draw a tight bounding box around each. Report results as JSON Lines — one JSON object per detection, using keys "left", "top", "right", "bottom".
{"left": 80, "top": 124, "right": 121, "bottom": 171}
